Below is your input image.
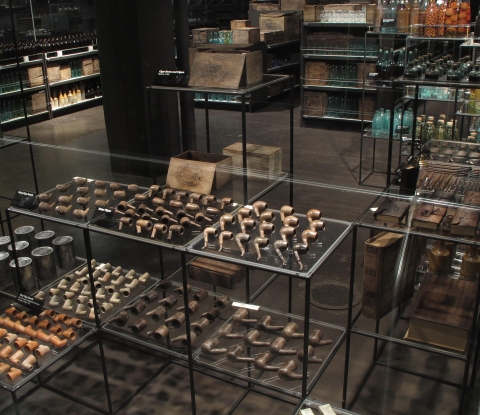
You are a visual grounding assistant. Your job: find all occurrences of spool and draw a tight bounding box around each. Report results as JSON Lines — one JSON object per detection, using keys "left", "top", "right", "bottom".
{"left": 9, "top": 257, "right": 36, "bottom": 291}
{"left": 7, "top": 241, "right": 30, "bottom": 258}
{"left": 14, "top": 226, "right": 35, "bottom": 247}
{"left": 52, "top": 236, "right": 75, "bottom": 269}
{"left": 34, "top": 230, "right": 56, "bottom": 248}
{"left": 0, "top": 252, "right": 10, "bottom": 290}
{"left": 32, "top": 247, "right": 57, "bottom": 282}
{"left": 0, "top": 236, "right": 10, "bottom": 251}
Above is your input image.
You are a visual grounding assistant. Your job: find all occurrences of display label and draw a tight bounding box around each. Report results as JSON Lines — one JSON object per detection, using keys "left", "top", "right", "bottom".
{"left": 91, "top": 206, "right": 116, "bottom": 227}
{"left": 152, "top": 70, "right": 187, "bottom": 86}
{"left": 11, "top": 190, "right": 38, "bottom": 210}
{"left": 232, "top": 302, "right": 259, "bottom": 311}
{"left": 395, "top": 125, "right": 410, "bottom": 134}
{"left": 381, "top": 18, "right": 397, "bottom": 31}
{"left": 15, "top": 293, "right": 43, "bottom": 313}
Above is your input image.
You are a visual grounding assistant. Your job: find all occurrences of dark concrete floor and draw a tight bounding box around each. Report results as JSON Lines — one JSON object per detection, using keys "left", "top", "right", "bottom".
{"left": 0, "top": 100, "right": 478, "bottom": 415}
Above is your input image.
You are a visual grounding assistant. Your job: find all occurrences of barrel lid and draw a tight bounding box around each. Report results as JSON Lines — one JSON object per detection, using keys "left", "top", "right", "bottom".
{"left": 8, "top": 241, "right": 29, "bottom": 251}
{"left": 52, "top": 236, "right": 73, "bottom": 245}
{"left": 35, "top": 230, "right": 55, "bottom": 240}
{"left": 0, "top": 252, "right": 9, "bottom": 261}
{"left": 0, "top": 236, "right": 11, "bottom": 245}
{"left": 32, "top": 246, "right": 54, "bottom": 257}
{"left": 14, "top": 226, "right": 35, "bottom": 235}
{"left": 9, "top": 257, "right": 32, "bottom": 267}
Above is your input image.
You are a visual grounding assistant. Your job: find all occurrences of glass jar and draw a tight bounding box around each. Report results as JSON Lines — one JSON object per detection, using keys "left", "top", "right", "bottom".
{"left": 415, "top": 116, "right": 423, "bottom": 140}
{"left": 469, "top": 65, "right": 480, "bottom": 82}
{"left": 410, "top": 0, "right": 421, "bottom": 34}
{"left": 445, "top": 0, "right": 458, "bottom": 37}
{"left": 445, "top": 121, "right": 453, "bottom": 140}
{"left": 437, "top": 0, "right": 447, "bottom": 36}
{"left": 424, "top": 121, "right": 436, "bottom": 143}
{"left": 446, "top": 63, "right": 461, "bottom": 81}
{"left": 418, "top": 0, "right": 428, "bottom": 35}
{"left": 457, "top": 0, "right": 471, "bottom": 36}
{"left": 436, "top": 119, "right": 446, "bottom": 140}
{"left": 460, "top": 245, "right": 480, "bottom": 280}
{"left": 397, "top": 0, "right": 410, "bottom": 32}
{"left": 424, "top": 0, "right": 438, "bottom": 36}
{"left": 429, "top": 240, "right": 451, "bottom": 273}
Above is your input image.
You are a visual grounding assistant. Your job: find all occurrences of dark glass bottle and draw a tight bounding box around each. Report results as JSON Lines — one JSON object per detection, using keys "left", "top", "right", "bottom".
{"left": 446, "top": 63, "right": 461, "bottom": 81}
{"left": 405, "top": 62, "right": 419, "bottom": 79}
{"left": 469, "top": 64, "right": 480, "bottom": 82}
{"left": 425, "top": 63, "right": 440, "bottom": 80}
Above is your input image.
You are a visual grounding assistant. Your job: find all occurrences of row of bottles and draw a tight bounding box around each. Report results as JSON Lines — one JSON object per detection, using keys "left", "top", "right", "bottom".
{"left": 404, "top": 53, "right": 477, "bottom": 82}
{"left": 327, "top": 64, "right": 359, "bottom": 87}
{"left": 375, "top": 0, "right": 472, "bottom": 36}
{"left": 0, "top": 69, "right": 32, "bottom": 93}
{"left": 50, "top": 81, "right": 101, "bottom": 110}
{"left": 69, "top": 60, "right": 85, "bottom": 78}
{"left": 375, "top": 47, "right": 404, "bottom": 81}
{"left": 0, "top": 97, "right": 36, "bottom": 122}
{"left": 372, "top": 108, "right": 414, "bottom": 136}
{"left": 415, "top": 114, "right": 463, "bottom": 142}
{"left": 326, "top": 94, "right": 359, "bottom": 119}
{"left": 0, "top": 34, "right": 97, "bottom": 60}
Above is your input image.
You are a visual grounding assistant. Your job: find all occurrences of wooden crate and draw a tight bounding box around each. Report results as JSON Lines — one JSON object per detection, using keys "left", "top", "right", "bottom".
{"left": 47, "top": 63, "right": 60, "bottom": 83}
{"left": 231, "top": 20, "right": 251, "bottom": 30}
{"left": 305, "top": 61, "right": 329, "bottom": 86}
{"left": 31, "top": 91, "right": 46, "bottom": 114}
{"left": 166, "top": 151, "right": 232, "bottom": 195}
{"left": 223, "top": 142, "right": 282, "bottom": 177}
{"left": 26, "top": 65, "right": 43, "bottom": 87}
{"left": 189, "top": 50, "right": 263, "bottom": 89}
{"left": 82, "top": 58, "right": 94, "bottom": 76}
{"left": 364, "top": 4, "right": 376, "bottom": 23}
{"left": 60, "top": 63, "right": 71, "bottom": 80}
{"left": 304, "top": 5, "right": 322, "bottom": 22}
{"left": 93, "top": 56, "right": 100, "bottom": 73}
{"left": 192, "top": 27, "right": 219, "bottom": 46}
{"left": 250, "top": 2, "right": 280, "bottom": 11}
{"left": 259, "top": 12, "right": 300, "bottom": 41}
{"left": 233, "top": 27, "right": 261, "bottom": 44}
{"left": 260, "top": 30, "right": 276, "bottom": 44}
{"left": 357, "top": 62, "right": 376, "bottom": 86}
{"left": 303, "top": 90, "right": 328, "bottom": 116}
{"left": 281, "top": 0, "right": 321, "bottom": 9}
{"left": 359, "top": 96, "right": 376, "bottom": 121}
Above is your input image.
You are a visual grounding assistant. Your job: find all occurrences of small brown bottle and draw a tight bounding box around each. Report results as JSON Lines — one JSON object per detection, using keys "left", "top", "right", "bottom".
{"left": 460, "top": 246, "right": 480, "bottom": 281}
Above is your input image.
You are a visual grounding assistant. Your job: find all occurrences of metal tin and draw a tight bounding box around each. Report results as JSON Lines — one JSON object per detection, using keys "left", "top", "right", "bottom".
{"left": 32, "top": 247, "right": 56, "bottom": 282}
{"left": 9, "top": 257, "right": 36, "bottom": 291}
{"left": 0, "top": 236, "right": 11, "bottom": 251}
{"left": 7, "top": 241, "right": 30, "bottom": 258}
{"left": 34, "top": 230, "right": 56, "bottom": 248}
{"left": 14, "top": 226, "right": 35, "bottom": 248}
{"left": 52, "top": 236, "right": 75, "bottom": 269}
{"left": 0, "top": 251, "right": 10, "bottom": 290}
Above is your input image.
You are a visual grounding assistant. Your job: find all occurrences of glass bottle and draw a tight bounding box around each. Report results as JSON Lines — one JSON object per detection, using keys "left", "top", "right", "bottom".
{"left": 469, "top": 64, "right": 480, "bottom": 82}
{"left": 418, "top": 0, "right": 427, "bottom": 35}
{"left": 460, "top": 246, "right": 480, "bottom": 280}
{"left": 397, "top": 0, "right": 410, "bottom": 32}
{"left": 383, "top": 109, "right": 391, "bottom": 134}
{"left": 405, "top": 61, "right": 419, "bottom": 78}
{"left": 424, "top": 0, "right": 438, "bottom": 37}
{"left": 425, "top": 62, "right": 440, "bottom": 80}
{"left": 375, "top": 0, "right": 384, "bottom": 30}
{"left": 468, "top": 90, "right": 476, "bottom": 114}
{"left": 410, "top": 0, "right": 421, "bottom": 34}
{"left": 424, "top": 121, "right": 435, "bottom": 143}
{"left": 375, "top": 48, "right": 383, "bottom": 76}
{"left": 446, "top": 63, "right": 461, "bottom": 81}
{"left": 445, "top": 0, "right": 458, "bottom": 37}
{"left": 429, "top": 240, "right": 451, "bottom": 273}
{"left": 388, "top": 0, "right": 398, "bottom": 32}
{"left": 445, "top": 121, "right": 453, "bottom": 140}
{"left": 381, "top": 49, "right": 390, "bottom": 80}
{"left": 436, "top": 119, "right": 446, "bottom": 140}
{"left": 372, "top": 109, "right": 384, "bottom": 136}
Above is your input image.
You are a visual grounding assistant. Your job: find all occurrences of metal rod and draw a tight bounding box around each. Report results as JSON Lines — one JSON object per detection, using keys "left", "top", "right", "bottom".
{"left": 159, "top": 247, "right": 165, "bottom": 280}
{"left": 302, "top": 278, "right": 311, "bottom": 398}
{"left": 288, "top": 276, "right": 293, "bottom": 315}
{"left": 225, "top": 388, "right": 251, "bottom": 415}
{"left": 6, "top": 209, "right": 22, "bottom": 292}
{"left": 250, "top": 273, "right": 279, "bottom": 303}
{"left": 386, "top": 88, "right": 395, "bottom": 186}
{"left": 96, "top": 333, "right": 114, "bottom": 414}
{"left": 83, "top": 229, "right": 102, "bottom": 328}
{"left": 241, "top": 93, "right": 248, "bottom": 204}
{"left": 204, "top": 92, "right": 210, "bottom": 153}
{"left": 246, "top": 267, "right": 250, "bottom": 303}
{"left": 181, "top": 252, "right": 197, "bottom": 415}
{"left": 342, "top": 225, "right": 357, "bottom": 408}
{"left": 289, "top": 75, "right": 294, "bottom": 207}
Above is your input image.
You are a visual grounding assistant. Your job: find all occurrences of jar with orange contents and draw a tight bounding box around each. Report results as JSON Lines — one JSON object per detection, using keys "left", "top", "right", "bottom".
{"left": 424, "top": 0, "right": 438, "bottom": 36}
{"left": 445, "top": 0, "right": 459, "bottom": 37}
{"left": 457, "top": 0, "right": 471, "bottom": 36}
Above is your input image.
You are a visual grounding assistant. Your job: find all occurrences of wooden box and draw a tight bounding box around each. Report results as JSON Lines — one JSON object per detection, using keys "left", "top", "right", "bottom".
{"left": 233, "top": 27, "right": 261, "bottom": 44}
{"left": 303, "top": 90, "right": 328, "bottom": 116}
{"left": 305, "top": 61, "right": 329, "bottom": 86}
{"left": 281, "top": 0, "right": 321, "bottom": 9}
{"left": 250, "top": 2, "right": 280, "bottom": 11}
{"left": 231, "top": 20, "right": 251, "bottom": 30}
{"left": 260, "top": 30, "right": 276, "bottom": 44}
{"left": 223, "top": 142, "right": 282, "bottom": 177}
{"left": 259, "top": 12, "right": 300, "bottom": 41}
{"left": 304, "top": 5, "right": 322, "bottom": 21}
{"left": 60, "top": 63, "right": 71, "bottom": 80}
{"left": 47, "top": 63, "right": 60, "bottom": 83}
{"left": 166, "top": 151, "right": 232, "bottom": 195}
{"left": 363, "top": 4, "right": 376, "bottom": 23}
{"left": 27, "top": 65, "right": 43, "bottom": 87}
{"left": 359, "top": 96, "right": 376, "bottom": 121}
{"left": 357, "top": 62, "right": 376, "bottom": 85}
{"left": 82, "top": 57, "right": 94, "bottom": 76}
{"left": 31, "top": 91, "right": 46, "bottom": 114}
{"left": 93, "top": 56, "right": 100, "bottom": 73}
{"left": 192, "top": 27, "right": 219, "bottom": 46}
{"left": 189, "top": 257, "right": 245, "bottom": 290}
{"left": 189, "top": 50, "right": 263, "bottom": 89}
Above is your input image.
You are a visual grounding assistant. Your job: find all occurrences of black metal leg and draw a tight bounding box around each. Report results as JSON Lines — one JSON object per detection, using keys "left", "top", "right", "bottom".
{"left": 386, "top": 92, "right": 395, "bottom": 186}
{"left": 288, "top": 276, "right": 293, "bottom": 315}
{"left": 11, "top": 390, "right": 20, "bottom": 415}
{"left": 96, "top": 333, "right": 114, "bottom": 415}
{"left": 302, "top": 278, "right": 311, "bottom": 398}
{"left": 83, "top": 229, "right": 102, "bottom": 328}
{"left": 246, "top": 267, "right": 250, "bottom": 303}
{"left": 0, "top": 210, "right": 4, "bottom": 236}
{"left": 343, "top": 226, "right": 357, "bottom": 408}
{"left": 204, "top": 93, "right": 210, "bottom": 154}
{"left": 159, "top": 247, "right": 165, "bottom": 280}
{"left": 6, "top": 209, "right": 21, "bottom": 292}
{"left": 241, "top": 94, "right": 247, "bottom": 204}
{"left": 289, "top": 75, "right": 294, "bottom": 207}
{"left": 181, "top": 252, "right": 197, "bottom": 415}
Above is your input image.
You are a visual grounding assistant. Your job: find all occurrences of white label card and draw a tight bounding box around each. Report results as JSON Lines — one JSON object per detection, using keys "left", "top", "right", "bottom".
{"left": 300, "top": 409, "right": 315, "bottom": 415}
{"left": 319, "top": 404, "right": 337, "bottom": 415}
{"left": 232, "top": 302, "right": 259, "bottom": 311}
